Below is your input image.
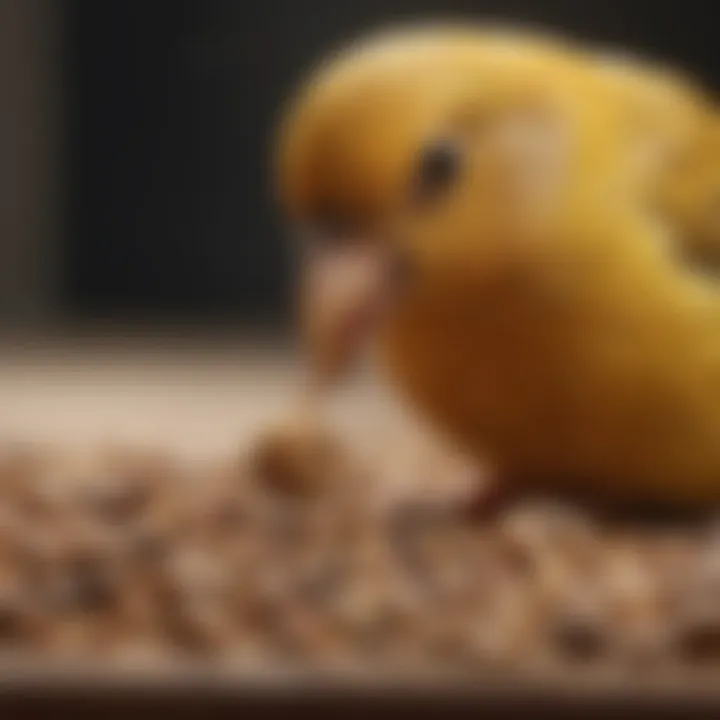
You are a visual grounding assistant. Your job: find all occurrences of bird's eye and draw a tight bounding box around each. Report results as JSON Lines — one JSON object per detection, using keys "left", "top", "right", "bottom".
{"left": 411, "top": 138, "right": 463, "bottom": 203}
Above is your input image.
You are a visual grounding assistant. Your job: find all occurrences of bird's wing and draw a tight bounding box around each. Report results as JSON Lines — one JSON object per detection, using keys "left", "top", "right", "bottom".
{"left": 593, "top": 54, "right": 720, "bottom": 273}
{"left": 657, "top": 117, "right": 720, "bottom": 273}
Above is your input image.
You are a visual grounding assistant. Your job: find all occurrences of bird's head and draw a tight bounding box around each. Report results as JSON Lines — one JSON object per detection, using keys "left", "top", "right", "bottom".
{"left": 275, "top": 26, "right": 610, "bottom": 377}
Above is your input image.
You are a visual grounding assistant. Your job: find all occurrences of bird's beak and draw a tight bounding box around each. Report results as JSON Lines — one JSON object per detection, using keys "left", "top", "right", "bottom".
{"left": 299, "top": 239, "right": 408, "bottom": 385}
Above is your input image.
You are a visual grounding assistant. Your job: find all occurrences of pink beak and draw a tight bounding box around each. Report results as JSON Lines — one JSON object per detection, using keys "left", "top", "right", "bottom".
{"left": 300, "top": 240, "right": 402, "bottom": 384}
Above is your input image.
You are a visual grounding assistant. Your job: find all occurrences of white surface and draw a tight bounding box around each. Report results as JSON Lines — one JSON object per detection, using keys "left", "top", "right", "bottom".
{"left": 0, "top": 337, "right": 400, "bottom": 459}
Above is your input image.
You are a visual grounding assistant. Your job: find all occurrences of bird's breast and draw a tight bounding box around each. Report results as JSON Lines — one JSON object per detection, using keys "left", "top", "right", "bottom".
{"left": 379, "top": 280, "right": 720, "bottom": 502}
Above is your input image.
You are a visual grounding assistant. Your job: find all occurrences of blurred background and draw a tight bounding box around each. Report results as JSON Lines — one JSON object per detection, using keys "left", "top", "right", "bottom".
{"left": 0, "top": 0, "right": 716, "bottom": 334}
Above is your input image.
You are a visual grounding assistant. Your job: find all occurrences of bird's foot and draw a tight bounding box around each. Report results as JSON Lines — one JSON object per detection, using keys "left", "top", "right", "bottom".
{"left": 461, "top": 477, "right": 519, "bottom": 521}
{"left": 417, "top": 459, "right": 518, "bottom": 522}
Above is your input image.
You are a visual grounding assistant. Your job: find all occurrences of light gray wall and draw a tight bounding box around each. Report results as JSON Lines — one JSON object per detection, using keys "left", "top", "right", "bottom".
{"left": 0, "top": 0, "right": 62, "bottom": 326}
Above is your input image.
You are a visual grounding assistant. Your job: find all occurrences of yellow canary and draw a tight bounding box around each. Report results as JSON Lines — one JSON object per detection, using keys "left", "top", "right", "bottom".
{"left": 277, "top": 25, "right": 720, "bottom": 507}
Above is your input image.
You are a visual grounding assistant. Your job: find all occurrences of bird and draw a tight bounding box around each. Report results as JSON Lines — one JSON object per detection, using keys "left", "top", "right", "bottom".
{"left": 274, "top": 24, "right": 720, "bottom": 508}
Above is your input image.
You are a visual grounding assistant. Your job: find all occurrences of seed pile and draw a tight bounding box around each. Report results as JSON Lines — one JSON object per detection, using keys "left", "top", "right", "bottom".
{"left": 1, "top": 434, "right": 720, "bottom": 675}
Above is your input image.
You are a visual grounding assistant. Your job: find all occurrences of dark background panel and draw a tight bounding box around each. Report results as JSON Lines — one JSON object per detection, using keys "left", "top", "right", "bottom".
{"left": 65, "top": 0, "right": 717, "bottom": 327}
